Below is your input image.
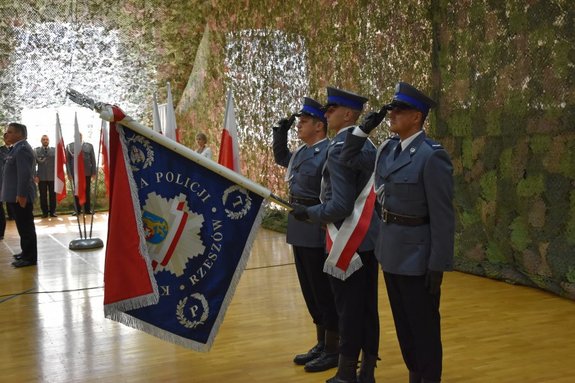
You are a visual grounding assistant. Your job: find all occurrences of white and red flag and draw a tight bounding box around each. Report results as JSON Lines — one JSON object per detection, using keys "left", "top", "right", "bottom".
{"left": 152, "top": 92, "right": 162, "bottom": 134}
{"left": 73, "top": 113, "right": 87, "bottom": 207}
{"left": 100, "top": 120, "right": 110, "bottom": 196}
{"left": 54, "top": 113, "right": 67, "bottom": 202}
{"left": 218, "top": 90, "right": 241, "bottom": 173}
{"left": 163, "top": 82, "right": 180, "bottom": 142}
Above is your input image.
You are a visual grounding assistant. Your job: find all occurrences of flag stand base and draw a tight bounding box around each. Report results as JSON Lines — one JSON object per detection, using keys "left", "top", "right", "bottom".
{"left": 69, "top": 238, "right": 104, "bottom": 250}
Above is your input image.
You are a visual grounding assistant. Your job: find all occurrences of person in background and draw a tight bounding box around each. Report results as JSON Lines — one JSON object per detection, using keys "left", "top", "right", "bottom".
{"left": 66, "top": 133, "right": 97, "bottom": 215}
{"left": 34, "top": 135, "right": 57, "bottom": 218}
{"left": 0, "top": 132, "right": 10, "bottom": 240}
{"left": 1, "top": 123, "right": 38, "bottom": 267}
{"left": 340, "top": 82, "right": 455, "bottom": 383}
{"left": 273, "top": 97, "right": 339, "bottom": 373}
{"left": 291, "top": 87, "right": 381, "bottom": 383}
{"left": 195, "top": 132, "right": 213, "bottom": 160}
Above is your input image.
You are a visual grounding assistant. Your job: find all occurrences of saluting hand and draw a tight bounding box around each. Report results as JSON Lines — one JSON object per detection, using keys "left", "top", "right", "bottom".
{"left": 359, "top": 105, "right": 389, "bottom": 135}
{"left": 273, "top": 114, "right": 296, "bottom": 135}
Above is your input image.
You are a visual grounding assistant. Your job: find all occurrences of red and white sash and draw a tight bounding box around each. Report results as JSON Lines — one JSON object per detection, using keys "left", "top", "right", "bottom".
{"left": 324, "top": 174, "right": 376, "bottom": 280}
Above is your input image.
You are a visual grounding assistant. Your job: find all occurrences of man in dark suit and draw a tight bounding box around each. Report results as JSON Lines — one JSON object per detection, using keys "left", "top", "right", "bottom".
{"left": 273, "top": 97, "right": 339, "bottom": 373}
{"left": 1, "top": 123, "right": 38, "bottom": 267}
{"left": 291, "top": 87, "right": 381, "bottom": 383}
{"left": 35, "top": 135, "right": 57, "bottom": 218}
{"left": 340, "top": 82, "right": 455, "bottom": 383}
{"left": 66, "top": 134, "right": 97, "bottom": 215}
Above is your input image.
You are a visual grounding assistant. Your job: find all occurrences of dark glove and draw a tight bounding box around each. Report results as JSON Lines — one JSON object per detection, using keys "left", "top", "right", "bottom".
{"left": 424, "top": 269, "right": 443, "bottom": 295}
{"left": 273, "top": 114, "right": 296, "bottom": 134}
{"left": 290, "top": 203, "right": 310, "bottom": 221}
{"left": 359, "top": 105, "right": 388, "bottom": 134}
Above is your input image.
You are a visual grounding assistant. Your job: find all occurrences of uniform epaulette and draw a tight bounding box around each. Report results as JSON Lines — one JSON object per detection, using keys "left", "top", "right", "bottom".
{"left": 424, "top": 138, "right": 443, "bottom": 150}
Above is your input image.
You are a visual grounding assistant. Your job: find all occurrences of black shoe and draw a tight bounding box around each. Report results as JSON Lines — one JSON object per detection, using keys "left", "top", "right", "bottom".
{"left": 12, "top": 258, "right": 37, "bottom": 268}
{"left": 42, "top": 213, "right": 49, "bottom": 218}
{"left": 304, "top": 351, "right": 339, "bottom": 372}
{"left": 294, "top": 342, "right": 324, "bottom": 365}
{"left": 13, "top": 253, "right": 23, "bottom": 260}
{"left": 50, "top": 213, "right": 58, "bottom": 217}
{"left": 72, "top": 211, "right": 78, "bottom": 216}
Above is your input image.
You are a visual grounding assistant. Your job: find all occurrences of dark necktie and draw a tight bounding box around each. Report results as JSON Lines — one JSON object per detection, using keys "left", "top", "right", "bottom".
{"left": 394, "top": 142, "right": 402, "bottom": 159}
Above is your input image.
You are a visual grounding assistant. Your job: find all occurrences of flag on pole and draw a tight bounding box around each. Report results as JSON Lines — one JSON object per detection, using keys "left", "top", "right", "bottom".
{"left": 100, "top": 120, "right": 110, "bottom": 196}
{"left": 99, "top": 104, "right": 268, "bottom": 351}
{"left": 73, "top": 113, "right": 87, "bottom": 207}
{"left": 218, "top": 90, "right": 240, "bottom": 173}
{"left": 54, "top": 113, "right": 67, "bottom": 203}
{"left": 164, "top": 82, "right": 180, "bottom": 142}
{"left": 152, "top": 93, "right": 162, "bottom": 134}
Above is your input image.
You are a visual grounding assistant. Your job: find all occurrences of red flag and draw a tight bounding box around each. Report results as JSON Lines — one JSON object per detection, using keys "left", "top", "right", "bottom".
{"left": 100, "top": 121, "right": 110, "bottom": 196}
{"left": 54, "top": 113, "right": 67, "bottom": 202}
{"left": 104, "top": 106, "right": 157, "bottom": 309}
{"left": 218, "top": 90, "right": 240, "bottom": 173}
{"left": 73, "top": 113, "right": 87, "bottom": 207}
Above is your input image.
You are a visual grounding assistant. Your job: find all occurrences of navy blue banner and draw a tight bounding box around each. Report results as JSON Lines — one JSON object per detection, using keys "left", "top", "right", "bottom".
{"left": 111, "top": 126, "right": 264, "bottom": 351}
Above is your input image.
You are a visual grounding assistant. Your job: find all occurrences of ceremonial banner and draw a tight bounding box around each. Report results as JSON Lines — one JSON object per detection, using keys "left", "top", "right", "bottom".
{"left": 101, "top": 105, "right": 267, "bottom": 351}
{"left": 54, "top": 113, "right": 67, "bottom": 202}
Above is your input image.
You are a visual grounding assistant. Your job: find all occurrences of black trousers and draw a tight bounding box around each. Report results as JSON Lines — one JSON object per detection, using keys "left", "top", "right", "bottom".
{"left": 329, "top": 250, "right": 379, "bottom": 359}
{"left": 0, "top": 202, "right": 6, "bottom": 237}
{"left": 38, "top": 180, "right": 56, "bottom": 215}
{"left": 74, "top": 176, "right": 92, "bottom": 213}
{"left": 293, "top": 245, "right": 338, "bottom": 332}
{"left": 8, "top": 201, "right": 37, "bottom": 262}
{"left": 384, "top": 272, "right": 442, "bottom": 381}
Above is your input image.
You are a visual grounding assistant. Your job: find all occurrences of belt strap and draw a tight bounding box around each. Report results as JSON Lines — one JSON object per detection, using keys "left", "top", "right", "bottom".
{"left": 381, "top": 209, "right": 429, "bottom": 226}
{"left": 289, "top": 195, "right": 321, "bottom": 206}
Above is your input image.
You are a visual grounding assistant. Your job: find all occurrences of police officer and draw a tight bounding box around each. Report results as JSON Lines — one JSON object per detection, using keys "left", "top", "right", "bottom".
{"left": 291, "top": 87, "right": 381, "bottom": 383}
{"left": 340, "top": 82, "right": 455, "bottom": 383}
{"left": 272, "top": 97, "right": 339, "bottom": 372}
{"left": 35, "top": 135, "right": 57, "bottom": 218}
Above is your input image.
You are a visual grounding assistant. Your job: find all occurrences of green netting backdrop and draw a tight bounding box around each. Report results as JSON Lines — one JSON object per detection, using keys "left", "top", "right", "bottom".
{"left": 1, "top": 0, "right": 574, "bottom": 299}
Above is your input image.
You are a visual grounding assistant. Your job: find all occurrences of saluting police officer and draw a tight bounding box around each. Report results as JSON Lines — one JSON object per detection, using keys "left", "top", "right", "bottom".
{"left": 291, "top": 87, "right": 381, "bottom": 383}
{"left": 340, "top": 82, "right": 455, "bottom": 383}
{"left": 272, "top": 97, "right": 339, "bottom": 373}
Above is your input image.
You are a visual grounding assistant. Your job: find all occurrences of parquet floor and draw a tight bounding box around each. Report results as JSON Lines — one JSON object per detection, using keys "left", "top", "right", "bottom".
{"left": 1, "top": 213, "right": 574, "bottom": 382}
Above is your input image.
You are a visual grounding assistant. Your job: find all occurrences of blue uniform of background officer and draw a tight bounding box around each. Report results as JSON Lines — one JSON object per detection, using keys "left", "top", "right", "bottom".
{"left": 291, "top": 87, "right": 381, "bottom": 383}
{"left": 273, "top": 97, "right": 339, "bottom": 373}
{"left": 340, "top": 82, "right": 455, "bottom": 383}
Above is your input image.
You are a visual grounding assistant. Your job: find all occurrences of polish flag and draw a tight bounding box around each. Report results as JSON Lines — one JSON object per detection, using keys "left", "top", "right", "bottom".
{"left": 164, "top": 82, "right": 180, "bottom": 142}
{"left": 152, "top": 92, "right": 162, "bottom": 134}
{"left": 100, "top": 120, "right": 110, "bottom": 196}
{"left": 54, "top": 113, "right": 67, "bottom": 202}
{"left": 73, "top": 113, "right": 87, "bottom": 207}
{"left": 218, "top": 90, "right": 240, "bottom": 173}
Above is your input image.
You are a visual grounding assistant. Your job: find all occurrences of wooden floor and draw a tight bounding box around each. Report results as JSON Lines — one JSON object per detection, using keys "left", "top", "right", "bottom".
{"left": 1, "top": 213, "right": 574, "bottom": 383}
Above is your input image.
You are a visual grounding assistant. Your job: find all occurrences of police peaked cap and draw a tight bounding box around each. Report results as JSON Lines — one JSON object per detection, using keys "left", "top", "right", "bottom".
{"left": 295, "top": 97, "right": 327, "bottom": 124}
{"left": 324, "top": 87, "right": 368, "bottom": 111}
{"left": 391, "top": 82, "right": 436, "bottom": 115}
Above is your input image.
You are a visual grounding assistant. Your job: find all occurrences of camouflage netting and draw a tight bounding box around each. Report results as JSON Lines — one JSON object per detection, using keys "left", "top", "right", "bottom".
{"left": 1, "top": 0, "right": 574, "bottom": 299}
